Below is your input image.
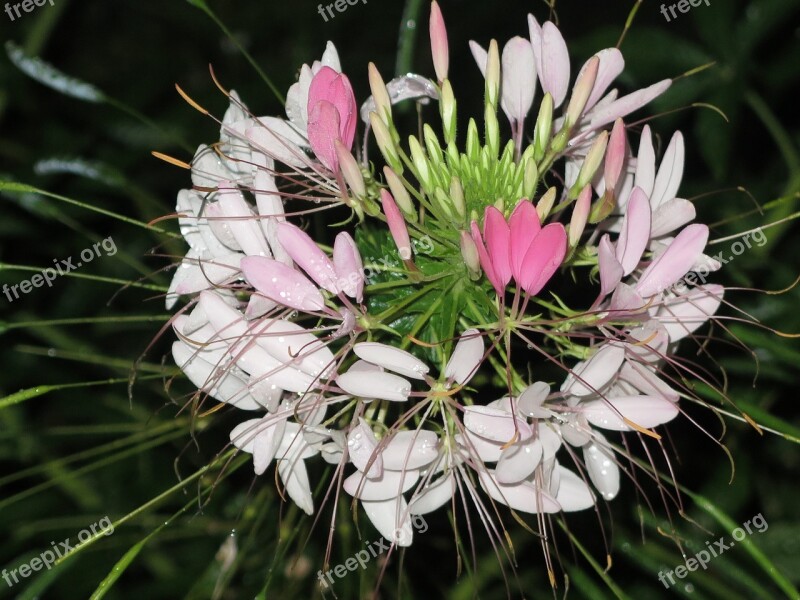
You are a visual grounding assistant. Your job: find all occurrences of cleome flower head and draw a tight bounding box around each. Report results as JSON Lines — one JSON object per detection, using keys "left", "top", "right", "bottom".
{"left": 154, "top": 0, "right": 748, "bottom": 590}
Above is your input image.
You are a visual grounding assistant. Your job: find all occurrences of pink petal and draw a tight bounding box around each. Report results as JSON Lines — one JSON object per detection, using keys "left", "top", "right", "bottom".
{"left": 307, "top": 100, "right": 341, "bottom": 171}
{"left": 276, "top": 221, "right": 338, "bottom": 293}
{"left": 308, "top": 66, "right": 357, "bottom": 149}
{"left": 598, "top": 234, "right": 624, "bottom": 298}
{"left": 582, "top": 395, "right": 680, "bottom": 431}
{"left": 429, "top": 1, "right": 449, "bottom": 81}
{"left": 615, "top": 186, "right": 652, "bottom": 275}
{"left": 380, "top": 189, "right": 412, "bottom": 260}
{"left": 241, "top": 256, "right": 325, "bottom": 312}
{"left": 608, "top": 282, "right": 647, "bottom": 316}
{"left": 518, "top": 223, "right": 567, "bottom": 296}
{"left": 333, "top": 232, "right": 365, "bottom": 301}
{"left": 483, "top": 206, "right": 513, "bottom": 290}
{"left": 604, "top": 118, "right": 627, "bottom": 193}
{"left": 471, "top": 220, "right": 502, "bottom": 295}
{"left": 636, "top": 224, "right": 709, "bottom": 297}
{"left": 508, "top": 200, "right": 541, "bottom": 283}
{"left": 444, "top": 329, "right": 484, "bottom": 384}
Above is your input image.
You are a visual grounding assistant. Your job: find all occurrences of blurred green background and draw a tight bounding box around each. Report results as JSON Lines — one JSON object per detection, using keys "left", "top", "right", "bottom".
{"left": 1, "top": 0, "right": 799, "bottom": 598}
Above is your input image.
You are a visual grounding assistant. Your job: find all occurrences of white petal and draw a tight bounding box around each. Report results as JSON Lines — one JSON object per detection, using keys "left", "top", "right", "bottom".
{"left": 479, "top": 470, "right": 561, "bottom": 514}
{"left": 496, "top": 437, "right": 543, "bottom": 484}
{"left": 409, "top": 473, "right": 455, "bottom": 515}
{"left": 582, "top": 395, "right": 680, "bottom": 431}
{"left": 583, "top": 433, "right": 620, "bottom": 500}
{"left": 464, "top": 406, "right": 533, "bottom": 443}
{"left": 343, "top": 469, "right": 419, "bottom": 501}
{"left": 517, "top": 382, "right": 551, "bottom": 418}
{"left": 382, "top": 430, "right": 439, "bottom": 470}
{"left": 353, "top": 342, "right": 430, "bottom": 380}
{"left": 444, "top": 329, "right": 484, "bottom": 384}
{"left": 277, "top": 458, "right": 314, "bottom": 515}
{"left": 337, "top": 370, "right": 411, "bottom": 402}
{"left": 347, "top": 418, "right": 383, "bottom": 478}
{"left": 562, "top": 344, "right": 625, "bottom": 396}
{"left": 361, "top": 497, "right": 414, "bottom": 547}
{"left": 554, "top": 466, "right": 596, "bottom": 511}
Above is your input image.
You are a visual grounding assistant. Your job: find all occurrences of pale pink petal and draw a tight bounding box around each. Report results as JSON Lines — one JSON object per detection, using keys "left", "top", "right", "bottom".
{"left": 517, "top": 382, "right": 551, "bottom": 418}
{"left": 604, "top": 118, "right": 627, "bottom": 193}
{"left": 333, "top": 232, "right": 365, "bottom": 301}
{"left": 582, "top": 395, "right": 680, "bottom": 431}
{"left": 241, "top": 256, "right": 325, "bottom": 312}
{"left": 635, "top": 125, "right": 656, "bottom": 196}
{"left": 518, "top": 223, "right": 567, "bottom": 296}
{"left": 608, "top": 282, "right": 646, "bottom": 315}
{"left": 230, "top": 418, "right": 267, "bottom": 454}
{"left": 598, "top": 234, "right": 624, "bottom": 298}
{"left": 651, "top": 198, "right": 696, "bottom": 238}
{"left": 538, "top": 422, "right": 563, "bottom": 461}
{"left": 585, "top": 48, "right": 625, "bottom": 112}
{"left": 636, "top": 224, "right": 709, "bottom": 297}
{"left": 589, "top": 79, "right": 672, "bottom": 130}
{"left": 563, "top": 344, "right": 625, "bottom": 397}
{"left": 657, "top": 284, "right": 724, "bottom": 341}
{"left": 444, "top": 329, "right": 484, "bottom": 384}
{"left": 381, "top": 189, "right": 412, "bottom": 260}
{"left": 276, "top": 222, "right": 339, "bottom": 293}
{"left": 353, "top": 342, "right": 429, "bottom": 380}
{"left": 650, "top": 131, "right": 685, "bottom": 209}
{"left": 216, "top": 184, "right": 271, "bottom": 257}
{"left": 277, "top": 458, "right": 314, "bottom": 515}
{"left": 456, "top": 431, "right": 503, "bottom": 462}
{"left": 429, "top": 1, "right": 449, "bottom": 82}
{"left": 615, "top": 187, "right": 652, "bottom": 275}
{"left": 382, "top": 430, "right": 439, "bottom": 470}
{"left": 501, "top": 36, "right": 537, "bottom": 123}
{"left": 308, "top": 66, "right": 357, "bottom": 149}
{"left": 620, "top": 361, "right": 679, "bottom": 402}
{"left": 244, "top": 118, "right": 310, "bottom": 169}
{"left": 529, "top": 17, "right": 570, "bottom": 108}
{"left": 348, "top": 418, "right": 383, "bottom": 478}
{"left": 337, "top": 370, "right": 411, "bottom": 402}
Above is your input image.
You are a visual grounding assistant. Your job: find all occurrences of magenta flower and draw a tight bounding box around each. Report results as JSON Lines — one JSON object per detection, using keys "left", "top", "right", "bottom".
{"left": 306, "top": 66, "right": 357, "bottom": 172}
{"left": 471, "top": 200, "right": 567, "bottom": 297}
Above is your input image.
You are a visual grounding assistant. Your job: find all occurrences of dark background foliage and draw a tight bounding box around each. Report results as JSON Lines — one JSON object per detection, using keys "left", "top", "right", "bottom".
{"left": 1, "top": 0, "right": 798, "bottom": 598}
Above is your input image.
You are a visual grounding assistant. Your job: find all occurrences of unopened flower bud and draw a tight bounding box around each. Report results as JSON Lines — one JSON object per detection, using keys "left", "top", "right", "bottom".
{"left": 565, "top": 56, "right": 599, "bottom": 128}
{"left": 370, "top": 112, "right": 402, "bottom": 173}
{"left": 439, "top": 79, "right": 457, "bottom": 145}
{"left": 380, "top": 189, "right": 412, "bottom": 259}
{"left": 423, "top": 124, "right": 444, "bottom": 166}
{"left": 450, "top": 176, "right": 465, "bottom": 218}
{"left": 430, "top": 1, "right": 449, "bottom": 82}
{"left": 523, "top": 157, "right": 538, "bottom": 200}
{"left": 604, "top": 118, "right": 627, "bottom": 193}
{"left": 536, "top": 186, "right": 557, "bottom": 221}
{"left": 534, "top": 92, "right": 553, "bottom": 161}
{"left": 383, "top": 166, "right": 416, "bottom": 221}
{"left": 485, "top": 40, "right": 501, "bottom": 109}
{"left": 368, "top": 62, "right": 392, "bottom": 125}
{"left": 335, "top": 139, "right": 365, "bottom": 198}
{"left": 484, "top": 104, "right": 500, "bottom": 157}
{"left": 576, "top": 130, "right": 608, "bottom": 191}
{"left": 408, "top": 135, "right": 433, "bottom": 192}
{"left": 460, "top": 230, "right": 481, "bottom": 277}
{"left": 569, "top": 185, "right": 592, "bottom": 247}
